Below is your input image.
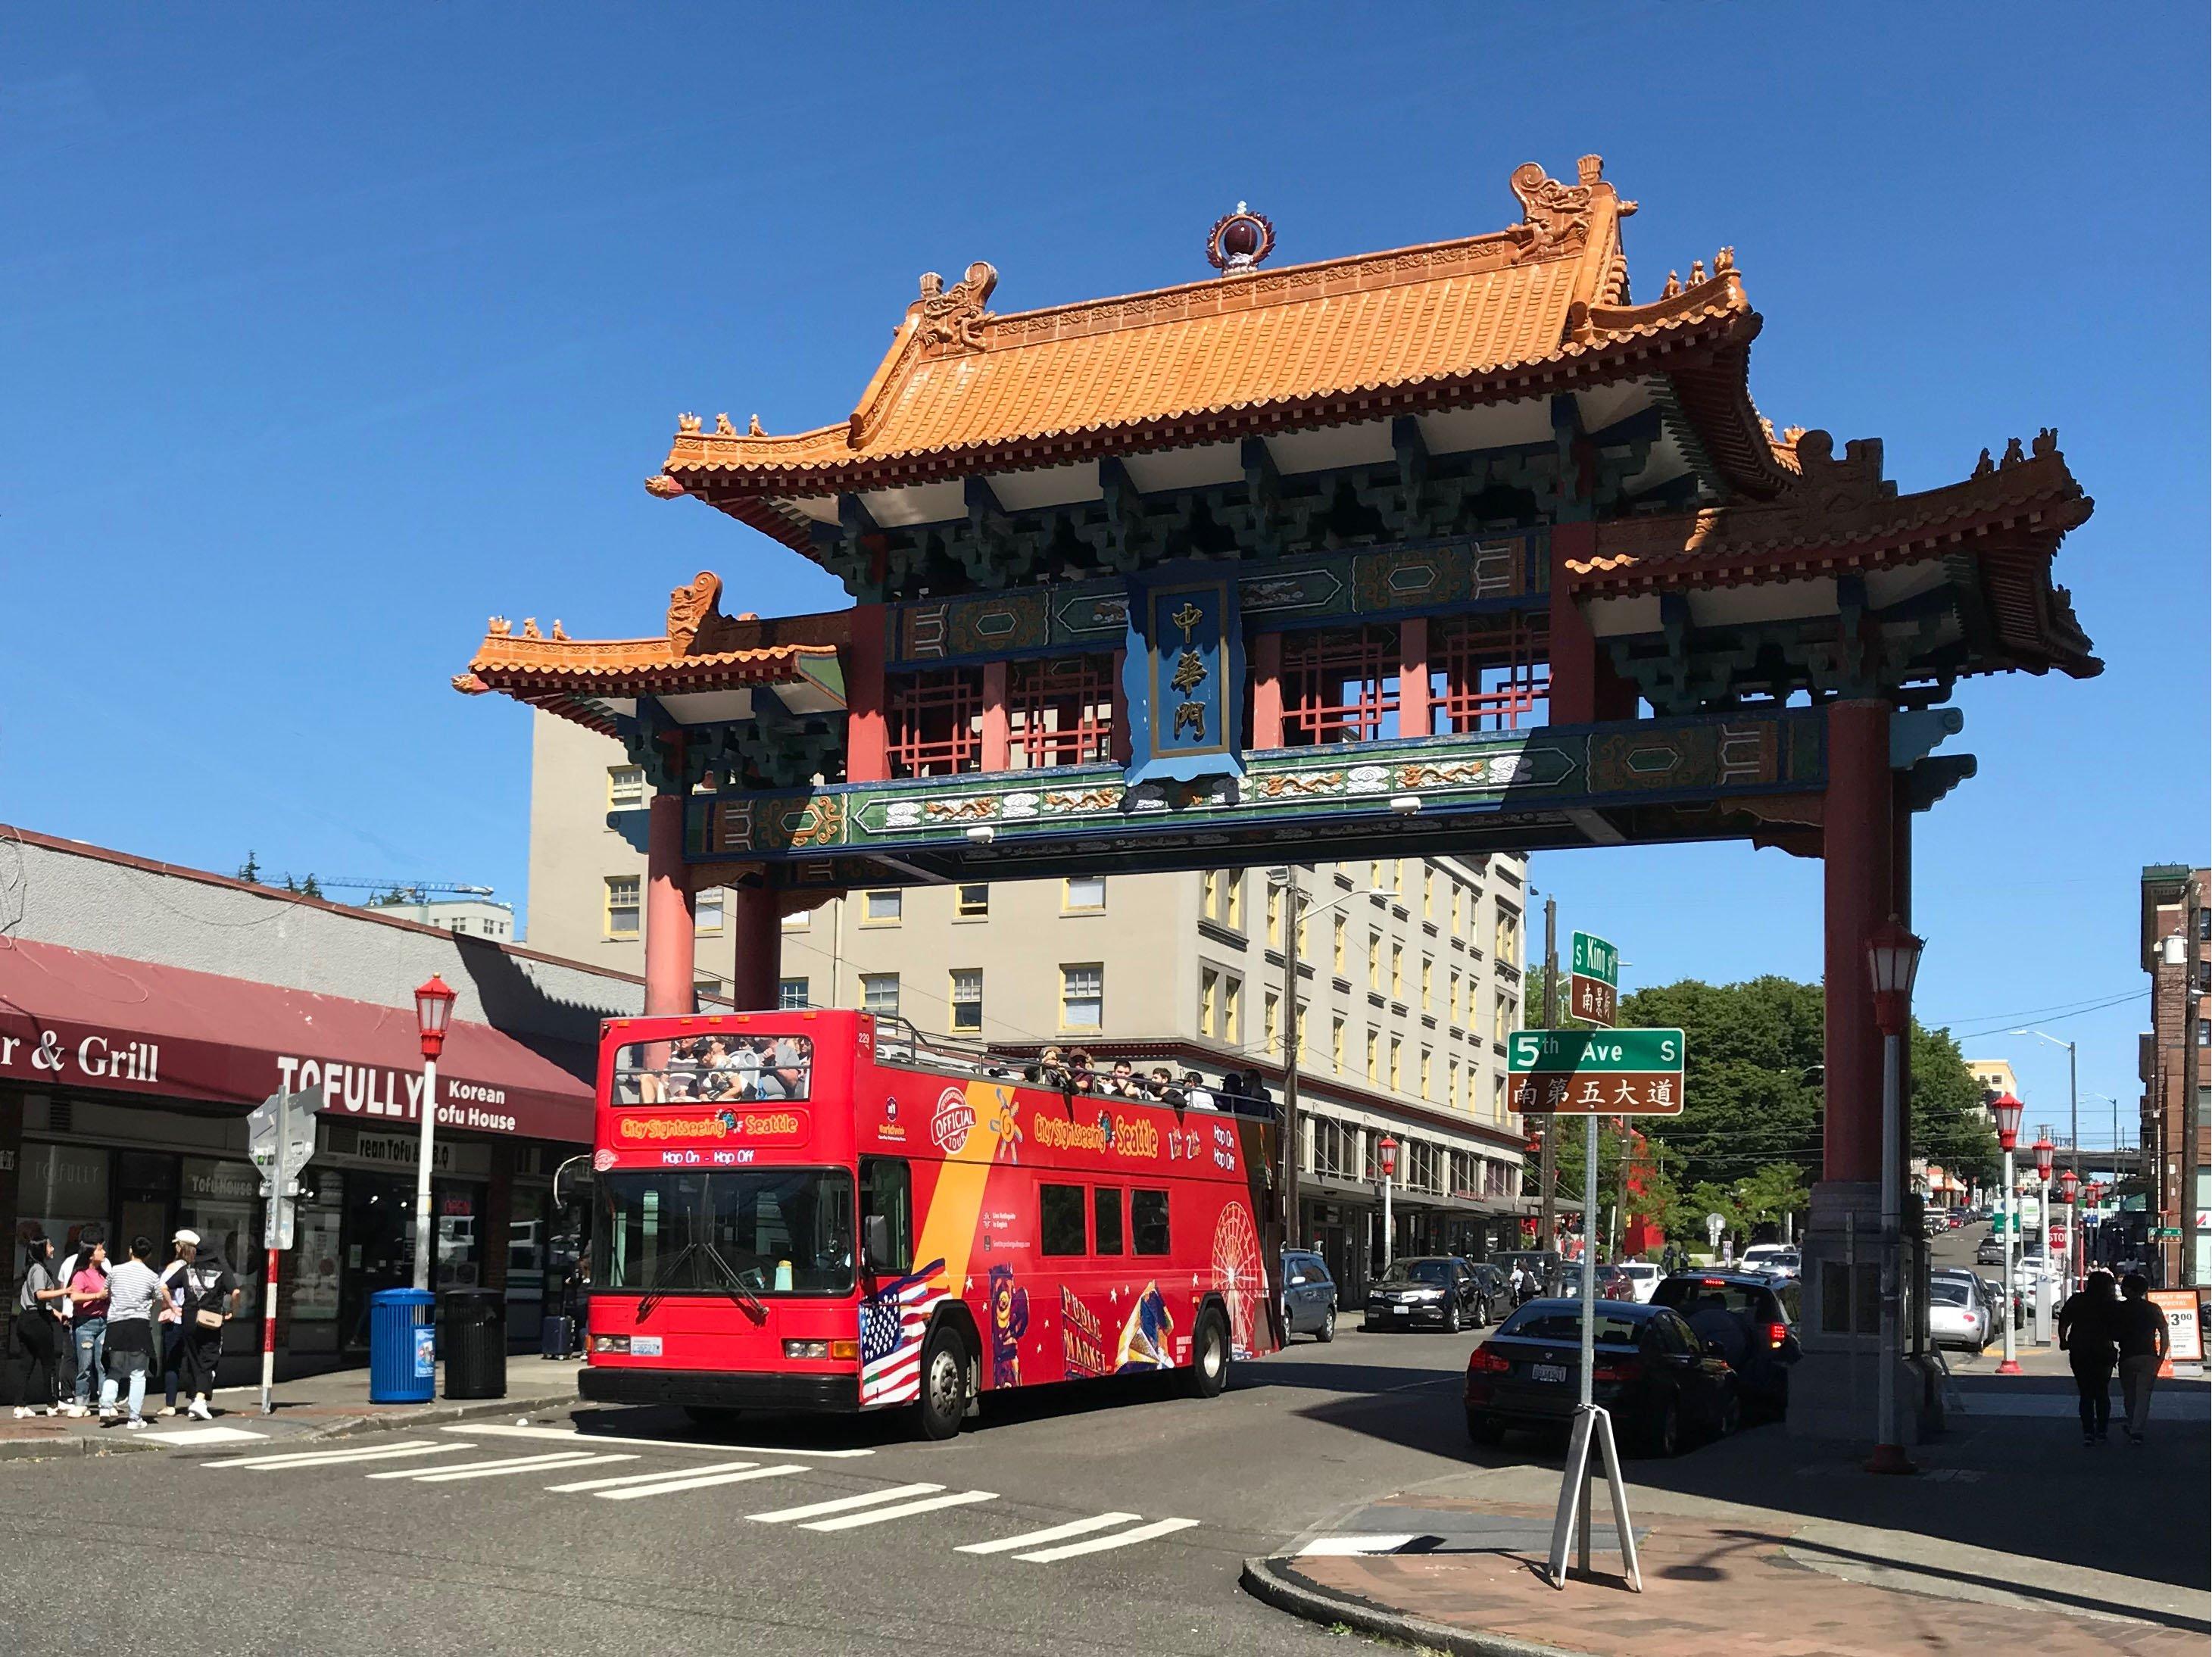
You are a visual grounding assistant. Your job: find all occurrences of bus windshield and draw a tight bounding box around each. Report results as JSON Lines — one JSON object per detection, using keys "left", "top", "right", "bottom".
{"left": 598, "top": 1168, "right": 853, "bottom": 1297}
{"left": 610, "top": 1034, "right": 815, "bottom": 1105}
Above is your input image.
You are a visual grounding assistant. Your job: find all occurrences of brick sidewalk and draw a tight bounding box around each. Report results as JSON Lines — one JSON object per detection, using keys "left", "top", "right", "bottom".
{"left": 1273, "top": 1498, "right": 2204, "bottom": 1657}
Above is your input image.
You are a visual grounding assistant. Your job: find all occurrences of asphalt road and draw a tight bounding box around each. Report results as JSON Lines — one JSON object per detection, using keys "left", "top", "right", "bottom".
{"left": 0, "top": 1325, "right": 1499, "bottom": 1657}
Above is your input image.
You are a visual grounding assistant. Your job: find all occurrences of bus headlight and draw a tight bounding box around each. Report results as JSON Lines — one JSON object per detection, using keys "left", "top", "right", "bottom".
{"left": 591, "top": 1334, "right": 631, "bottom": 1355}
{"left": 784, "top": 1340, "right": 829, "bottom": 1360}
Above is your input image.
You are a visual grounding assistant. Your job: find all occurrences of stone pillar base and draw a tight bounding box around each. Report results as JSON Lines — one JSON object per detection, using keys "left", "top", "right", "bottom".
{"left": 1790, "top": 1180, "right": 1924, "bottom": 1446}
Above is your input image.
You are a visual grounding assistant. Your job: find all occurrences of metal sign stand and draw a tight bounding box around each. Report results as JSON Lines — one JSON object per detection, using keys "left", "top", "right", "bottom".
{"left": 248, "top": 1088, "right": 320, "bottom": 1418}
{"left": 1547, "top": 1109, "right": 1641, "bottom": 1591}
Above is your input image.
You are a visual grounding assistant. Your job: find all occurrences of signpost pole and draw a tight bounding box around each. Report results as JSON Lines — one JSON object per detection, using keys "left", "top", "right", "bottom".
{"left": 259, "top": 1119, "right": 285, "bottom": 1417}
{"left": 1577, "top": 1106, "right": 1599, "bottom": 1572}
{"left": 1538, "top": 899, "right": 1558, "bottom": 1269}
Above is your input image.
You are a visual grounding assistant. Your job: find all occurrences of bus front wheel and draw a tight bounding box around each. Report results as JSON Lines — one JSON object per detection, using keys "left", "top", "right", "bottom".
{"left": 1185, "top": 1306, "right": 1231, "bottom": 1399}
{"left": 916, "top": 1324, "right": 969, "bottom": 1440}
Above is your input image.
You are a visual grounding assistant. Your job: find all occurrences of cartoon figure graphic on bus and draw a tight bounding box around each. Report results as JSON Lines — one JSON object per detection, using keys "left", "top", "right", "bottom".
{"left": 987, "top": 1264, "right": 1029, "bottom": 1388}
{"left": 1115, "top": 1283, "right": 1175, "bottom": 1371}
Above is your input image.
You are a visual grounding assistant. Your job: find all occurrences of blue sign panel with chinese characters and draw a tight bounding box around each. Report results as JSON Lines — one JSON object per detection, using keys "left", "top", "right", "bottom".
{"left": 1121, "top": 567, "right": 1244, "bottom": 787}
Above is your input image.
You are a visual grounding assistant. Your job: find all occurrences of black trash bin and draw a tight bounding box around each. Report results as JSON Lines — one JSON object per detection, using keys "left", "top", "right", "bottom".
{"left": 441, "top": 1289, "right": 507, "bottom": 1400}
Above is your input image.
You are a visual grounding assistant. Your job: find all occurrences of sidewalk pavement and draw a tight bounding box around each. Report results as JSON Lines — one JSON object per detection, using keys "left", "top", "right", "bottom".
{"left": 0, "top": 1356, "right": 585, "bottom": 1461}
{"left": 1249, "top": 1371, "right": 2212, "bottom": 1657}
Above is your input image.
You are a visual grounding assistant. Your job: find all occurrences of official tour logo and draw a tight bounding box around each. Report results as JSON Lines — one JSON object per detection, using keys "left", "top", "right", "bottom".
{"left": 930, "top": 1088, "right": 975, "bottom": 1154}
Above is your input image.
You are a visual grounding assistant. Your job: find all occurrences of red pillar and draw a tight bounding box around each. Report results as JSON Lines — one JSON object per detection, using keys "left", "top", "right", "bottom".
{"left": 846, "top": 603, "right": 890, "bottom": 783}
{"left": 1397, "top": 617, "right": 1430, "bottom": 738}
{"left": 1823, "top": 700, "right": 1893, "bottom": 1185}
{"left": 981, "top": 660, "right": 1011, "bottom": 772}
{"left": 728, "top": 882, "right": 782, "bottom": 1010}
{"left": 1546, "top": 523, "right": 1636, "bottom": 723}
{"left": 1250, "top": 632, "right": 1284, "bottom": 749}
{"left": 644, "top": 787, "right": 696, "bottom": 1018}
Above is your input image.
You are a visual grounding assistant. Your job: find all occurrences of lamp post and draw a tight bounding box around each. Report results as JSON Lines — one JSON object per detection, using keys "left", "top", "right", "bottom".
{"left": 1865, "top": 916, "right": 1923, "bottom": 1475}
{"left": 1989, "top": 1090, "right": 2025, "bottom": 1375}
{"left": 2032, "top": 1134, "right": 2055, "bottom": 1340}
{"left": 2058, "top": 1166, "right": 2081, "bottom": 1288}
{"left": 2014, "top": 1028, "right": 2079, "bottom": 1273}
{"left": 1377, "top": 1134, "right": 1399, "bottom": 1273}
{"left": 411, "top": 975, "right": 457, "bottom": 1295}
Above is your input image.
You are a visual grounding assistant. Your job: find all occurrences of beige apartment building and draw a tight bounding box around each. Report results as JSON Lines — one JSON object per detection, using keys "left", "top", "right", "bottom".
{"left": 528, "top": 712, "right": 1535, "bottom": 1295}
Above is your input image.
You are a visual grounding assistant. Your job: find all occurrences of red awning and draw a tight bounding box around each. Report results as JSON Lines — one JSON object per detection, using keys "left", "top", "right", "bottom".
{"left": 0, "top": 938, "right": 594, "bottom": 1144}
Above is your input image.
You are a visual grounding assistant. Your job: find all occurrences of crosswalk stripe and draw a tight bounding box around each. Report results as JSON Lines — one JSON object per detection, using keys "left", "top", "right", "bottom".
{"left": 367, "top": 1451, "right": 613, "bottom": 1481}
{"left": 590, "top": 1465, "right": 810, "bottom": 1502}
{"left": 412, "top": 1453, "right": 636, "bottom": 1484}
{"left": 443, "top": 1423, "right": 874, "bottom": 1458}
{"left": 803, "top": 1490, "right": 997, "bottom": 1532}
{"left": 1297, "top": 1534, "right": 1422, "bottom": 1557}
{"left": 748, "top": 1482, "right": 944, "bottom": 1524}
{"left": 544, "top": 1459, "right": 757, "bottom": 1493}
{"left": 1014, "top": 1516, "right": 1200, "bottom": 1562}
{"left": 207, "top": 1440, "right": 462, "bottom": 1471}
{"left": 956, "top": 1512, "right": 1143, "bottom": 1555}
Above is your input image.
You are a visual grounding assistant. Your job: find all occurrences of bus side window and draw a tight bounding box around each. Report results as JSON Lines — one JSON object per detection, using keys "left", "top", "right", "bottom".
{"left": 1131, "top": 1189, "right": 1170, "bottom": 1256}
{"left": 1040, "top": 1184, "right": 1087, "bottom": 1256}
{"left": 860, "top": 1157, "right": 913, "bottom": 1275}
{"left": 1094, "top": 1187, "right": 1125, "bottom": 1256}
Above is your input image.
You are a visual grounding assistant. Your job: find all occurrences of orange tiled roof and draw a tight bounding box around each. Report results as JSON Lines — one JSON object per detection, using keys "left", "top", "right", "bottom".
{"left": 649, "top": 158, "right": 1793, "bottom": 522}
{"left": 454, "top": 573, "right": 847, "bottom": 732}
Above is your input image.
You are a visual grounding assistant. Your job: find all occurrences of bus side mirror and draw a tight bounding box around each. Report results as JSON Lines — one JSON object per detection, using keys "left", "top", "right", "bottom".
{"left": 864, "top": 1215, "right": 894, "bottom": 1272}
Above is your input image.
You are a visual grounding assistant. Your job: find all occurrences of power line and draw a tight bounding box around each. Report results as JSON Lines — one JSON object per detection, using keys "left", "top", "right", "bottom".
{"left": 1949, "top": 991, "right": 2144, "bottom": 1043}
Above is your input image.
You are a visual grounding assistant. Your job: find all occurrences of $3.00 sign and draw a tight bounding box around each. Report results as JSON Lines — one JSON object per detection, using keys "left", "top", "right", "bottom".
{"left": 1508, "top": 1028, "right": 1686, "bottom": 1117}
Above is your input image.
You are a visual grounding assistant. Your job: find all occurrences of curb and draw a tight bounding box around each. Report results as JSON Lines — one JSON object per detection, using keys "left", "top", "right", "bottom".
{"left": 1239, "top": 1556, "right": 1589, "bottom": 1657}
{"left": 0, "top": 1390, "right": 580, "bottom": 1464}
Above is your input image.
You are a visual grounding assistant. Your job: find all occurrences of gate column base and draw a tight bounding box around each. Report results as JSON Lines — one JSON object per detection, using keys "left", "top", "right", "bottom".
{"left": 1790, "top": 1180, "right": 1923, "bottom": 1448}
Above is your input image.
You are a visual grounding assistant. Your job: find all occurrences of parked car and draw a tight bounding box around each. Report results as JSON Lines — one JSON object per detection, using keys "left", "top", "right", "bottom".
{"left": 1739, "top": 1244, "right": 1802, "bottom": 1281}
{"left": 1366, "top": 1256, "right": 1487, "bottom": 1332}
{"left": 1932, "top": 1266, "right": 2001, "bottom": 1328}
{"left": 1611, "top": 1261, "right": 1663, "bottom": 1303}
{"left": 1492, "top": 1250, "right": 1564, "bottom": 1301}
{"left": 1927, "top": 1275, "right": 1991, "bottom": 1351}
{"left": 1453, "top": 1260, "right": 1505, "bottom": 1327}
{"left": 1280, "top": 1249, "right": 1338, "bottom": 1343}
{"left": 1558, "top": 1263, "right": 1636, "bottom": 1300}
{"left": 1974, "top": 1234, "right": 2007, "bottom": 1265}
{"left": 1466, "top": 1299, "right": 1739, "bottom": 1456}
{"left": 1650, "top": 1271, "right": 1802, "bottom": 1417}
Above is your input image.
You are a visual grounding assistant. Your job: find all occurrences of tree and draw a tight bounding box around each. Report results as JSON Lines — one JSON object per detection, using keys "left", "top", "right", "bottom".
{"left": 301, "top": 874, "right": 323, "bottom": 900}
{"left": 237, "top": 850, "right": 261, "bottom": 884}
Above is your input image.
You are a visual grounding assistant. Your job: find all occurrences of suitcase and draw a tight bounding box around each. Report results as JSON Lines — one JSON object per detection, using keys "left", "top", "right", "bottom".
{"left": 538, "top": 1315, "right": 572, "bottom": 1359}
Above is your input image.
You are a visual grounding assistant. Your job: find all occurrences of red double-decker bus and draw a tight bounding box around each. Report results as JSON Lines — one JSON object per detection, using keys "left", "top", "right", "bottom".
{"left": 579, "top": 1009, "right": 1280, "bottom": 1437}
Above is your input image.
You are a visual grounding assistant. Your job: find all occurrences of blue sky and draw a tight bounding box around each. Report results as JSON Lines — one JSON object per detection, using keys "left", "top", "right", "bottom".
{"left": 4, "top": 5, "right": 2202, "bottom": 1140}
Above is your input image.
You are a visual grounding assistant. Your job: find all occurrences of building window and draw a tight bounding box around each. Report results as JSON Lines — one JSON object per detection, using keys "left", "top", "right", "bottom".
{"left": 1223, "top": 977, "right": 1241, "bottom": 1046}
{"left": 607, "top": 765, "right": 645, "bottom": 808}
{"left": 1449, "top": 969, "right": 1462, "bottom": 1027}
{"left": 862, "top": 973, "right": 901, "bottom": 1016}
{"left": 1390, "top": 942, "right": 1404, "bottom": 1000}
{"left": 1311, "top": 1118, "right": 1350, "bottom": 1179}
{"left": 604, "top": 876, "right": 640, "bottom": 938}
{"left": 694, "top": 888, "right": 725, "bottom": 935}
{"left": 1365, "top": 1029, "right": 1379, "bottom": 1083}
{"left": 1333, "top": 916, "right": 1348, "bottom": 975}
{"left": 694, "top": 974, "right": 724, "bottom": 999}
{"left": 1448, "top": 1058, "right": 1460, "bottom": 1110}
{"left": 2198, "top": 908, "right": 2209, "bottom": 942}
{"left": 1200, "top": 969, "right": 1218, "bottom": 1038}
{"left": 1265, "top": 884, "right": 1283, "bottom": 948}
{"left": 777, "top": 977, "right": 810, "bottom": 1010}
{"left": 1367, "top": 933, "right": 1382, "bottom": 991}
{"left": 949, "top": 969, "right": 984, "bottom": 1033}
{"left": 1007, "top": 654, "right": 1116, "bottom": 769}
{"left": 1265, "top": 991, "right": 1281, "bottom": 1056}
{"left": 1064, "top": 875, "right": 1106, "bottom": 912}
{"left": 885, "top": 666, "right": 984, "bottom": 777}
{"left": 1281, "top": 624, "right": 1401, "bottom": 744}
{"left": 1202, "top": 869, "right": 1244, "bottom": 931}
{"left": 1495, "top": 904, "right": 1521, "bottom": 965}
{"left": 1432, "top": 611, "right": 1551, "bottom": 732}
{"left": 1423, "top": 865, "right": 1435, "bottom": 919}
{"left": 1421, "top": 956, "right": 1434, "bottom": 1009}
{"left": 1493, "top": 994, "right": 1512, "bottom": 1046}
{"left": 1061, "top": 964, "right": 1103, "bottom": 1029}
{"left": 1419, "top": 1047, "right": 1433, "bottom": 1100}
{"left": 1296, "top": 905, "right": 1311, "bottom": 960}
{"left": 1493, "top": 1073, "right": 1508, "bottom": 1119}
{"left": 1389, "top": 1037, "right": 1402, "bottom": 1092}
{"left": 1452, "top": 885, "right": 1463, "bottom": 933}
{"left": 956, "top": 883, "right": 989, "bottom": 917}
{"left": 863, "top": 889, "right": 903, "bottom": 925}
{"left": 1331, "top": 1017, "right": 1346, "bottom": 1074}
{"left": 2200, "top": 1018, "right": 2210, "bottom": 1049}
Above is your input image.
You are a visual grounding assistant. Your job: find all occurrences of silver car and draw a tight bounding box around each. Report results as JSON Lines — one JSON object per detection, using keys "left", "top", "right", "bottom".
{"left": 1928, "top": 1275, "right": 1991, "bottom": 1350}
{"left": 1279, "top": 1250, "right": 1339, "bottom": 1343}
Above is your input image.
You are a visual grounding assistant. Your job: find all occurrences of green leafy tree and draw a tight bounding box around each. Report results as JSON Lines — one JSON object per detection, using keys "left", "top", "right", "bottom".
{"left": 238, "top": 850, "right": 261, "bottom": 884}
{"left": 301, "top": 874, "right": 323, "bottom": 900}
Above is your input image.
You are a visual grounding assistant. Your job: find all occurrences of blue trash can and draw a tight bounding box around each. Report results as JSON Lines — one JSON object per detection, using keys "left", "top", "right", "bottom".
{"left": 369, "top": 1288, "right": 438, "bottom": 1403}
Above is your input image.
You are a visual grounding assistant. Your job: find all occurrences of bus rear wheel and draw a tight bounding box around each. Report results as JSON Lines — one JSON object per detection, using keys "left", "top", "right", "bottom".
{"left": 1185, "top": 1306, "right": 1231, "bottom": 1399}
{"left": 915, "top": 1324, "right": 969, "bottom": 1440}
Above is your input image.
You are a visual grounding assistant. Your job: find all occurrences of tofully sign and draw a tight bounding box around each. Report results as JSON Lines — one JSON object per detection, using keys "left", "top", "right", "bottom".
{"left": 1508, "top": 1027, "right": 1686, "bottom": 1117}
{"left": 1568, "top": 931, "right": 1618, "bottom": 1027}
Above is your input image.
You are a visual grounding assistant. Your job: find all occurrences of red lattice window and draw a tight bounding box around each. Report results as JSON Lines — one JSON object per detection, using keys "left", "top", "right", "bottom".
{"left": 1008, "top": 655, "right": 1115, "bottom": 769}
{"left": 1432, "top": 612, "right": 1550, "bottom": 732}
{"left": 1281, "top": 625, "right": 1400, "bottom": 745}
{"left": 886, "top": 667, "right": 984, "bottom": 777}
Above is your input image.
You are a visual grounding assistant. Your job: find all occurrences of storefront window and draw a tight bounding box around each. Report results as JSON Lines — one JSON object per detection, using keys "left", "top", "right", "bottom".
{"left": 14, "top": 1144, "right": 109, "bottom": 1293}
{"left": 179, "top": 1156, "right": 264, "bottom": 1327}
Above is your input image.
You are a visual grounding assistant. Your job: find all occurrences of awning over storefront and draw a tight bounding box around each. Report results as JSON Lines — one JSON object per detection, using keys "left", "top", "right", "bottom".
{"left": 0, "top": 938, "right": 594, "bottom": 1144}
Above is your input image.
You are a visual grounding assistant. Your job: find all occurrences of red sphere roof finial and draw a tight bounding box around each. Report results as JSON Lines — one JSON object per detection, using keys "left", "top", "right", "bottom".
{"left": 1207, "top": 202, "right": 1276, "bottom": 275}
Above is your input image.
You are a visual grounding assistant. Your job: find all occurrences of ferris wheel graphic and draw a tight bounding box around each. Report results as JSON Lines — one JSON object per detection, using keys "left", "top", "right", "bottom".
{"left": 1212, "top": 1200, "right": 1265, "bottom": 1359}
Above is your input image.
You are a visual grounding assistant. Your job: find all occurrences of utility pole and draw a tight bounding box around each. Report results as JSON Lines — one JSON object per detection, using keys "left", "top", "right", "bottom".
{"left": 1278, "top": 866, "right": 1304, "bottom": 1253}
{"left": 1538, "top": 896, "right": 1559, "bottom": 1272}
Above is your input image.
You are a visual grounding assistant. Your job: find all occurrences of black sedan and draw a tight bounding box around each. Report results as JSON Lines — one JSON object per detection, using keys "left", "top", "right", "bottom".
{"left": 1465, "top": 1298, "right": 1739, "bottom": 1456}
{"left": 1649, "top": 1271, "right": 1802, "bottom": 1417}
{"left": 1365, "top": 1257, "right": 1480, "bottom": 1333}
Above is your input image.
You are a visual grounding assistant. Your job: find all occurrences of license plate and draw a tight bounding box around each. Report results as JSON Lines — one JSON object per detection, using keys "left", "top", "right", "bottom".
{"left": 630, "top": 1335, "right": 663, "bottom": 1357}
{"left": 1393, "top": 1305, "right": 1412, "bottom": 1316}
{"left": 1531, "top": 1362, "right": 1568, "bottom": 1384}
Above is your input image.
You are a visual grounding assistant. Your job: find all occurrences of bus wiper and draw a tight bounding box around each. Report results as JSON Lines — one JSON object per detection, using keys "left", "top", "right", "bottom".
{"left": 699, "top": 1237, "right": 769, "bottom": 1324}
{"left": 635, "top": 1240, "right": 700, "bottom": 1322}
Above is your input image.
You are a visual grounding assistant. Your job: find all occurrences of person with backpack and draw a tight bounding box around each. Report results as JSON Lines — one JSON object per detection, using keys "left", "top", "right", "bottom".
{"left": 158, "top": 1230, "right": 237, "bottom": 1421}
{"left": 61, "top": 1237, "right": 111, "bottom": 1418}
{"left": 11, "top": 1238, "right": 67, "bottom": 1418}
{"left": 2114, "top": 1272, "right": 2172, "bottom": 1445}
{"left": 97, "top": 1237, "right": 164, "bottom": 1429}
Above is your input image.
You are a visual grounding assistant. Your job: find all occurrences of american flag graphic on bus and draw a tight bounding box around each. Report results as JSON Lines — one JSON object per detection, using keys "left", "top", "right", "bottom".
{"left": 858, "top": 1258, "right": 947, "bottom": 1408}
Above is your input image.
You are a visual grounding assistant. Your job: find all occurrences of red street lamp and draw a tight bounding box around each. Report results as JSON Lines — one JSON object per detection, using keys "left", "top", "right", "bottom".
{"left": 1377, "top": 1135, "right": 1399, "bottom": 1178}
{"left": 2058, "top": 1168, "right": 2080, "bottom": 1203}
{"left": 409, "top": 974, "right": 458, "bottom": 1293}
{"left": 1865, "top": 916, "right": 1924, "bottom": 1037}
{"left": 2033, "top": 1136, "right": 2055, "bottom": 1181}
{"left": 1375, "top": 1134, "right": 1400, "bottom": 1274}
{"left": 1987, "top": 1091, "right": 2024, "bottom": 1151}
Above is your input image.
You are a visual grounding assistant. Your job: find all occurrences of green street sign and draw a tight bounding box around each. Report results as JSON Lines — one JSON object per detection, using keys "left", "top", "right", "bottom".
{"left": 1570, "top": 931, "right": 1618, "bottom": 987}
{"left": 2154, "top": 1226, "right": 2182, "bottom": 1239}
{"left": 1510, "top": 1028, "right": 1681, "bottom": 1074}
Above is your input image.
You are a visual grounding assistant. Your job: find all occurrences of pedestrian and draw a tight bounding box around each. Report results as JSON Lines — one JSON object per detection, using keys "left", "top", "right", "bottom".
{"left": 1507, "top": 1262, "right": 1528, "bottom": 1304}
{"left": 161, "top": 1230, "right": 237, "bottom": 1421}
{"left": 2057, "top": 1268, "right": 2120, "bottom": 1446}
{"left": 1182, "top": 1071, "right": 1217, "bottom": 1112}
{"left": 156, "top": 1234, "right": 193, "bottom": 1417}
{"left": 11, "top": 1238, "right": 67, "bottom": 1418}
{"left": 2114, "top": 1272, "right": 2170, "bottom": 1446}
{"left": 62, "top": 1239, "right": 111, "bottom": 1418}
{"left": 98, "top": 1237, "right": 163, "bottom": 1429}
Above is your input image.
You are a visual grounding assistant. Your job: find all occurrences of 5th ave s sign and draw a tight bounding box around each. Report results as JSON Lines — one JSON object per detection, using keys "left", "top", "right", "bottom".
{"left": 1507, "top": 1027, "right": 1686, "bottom": 1117}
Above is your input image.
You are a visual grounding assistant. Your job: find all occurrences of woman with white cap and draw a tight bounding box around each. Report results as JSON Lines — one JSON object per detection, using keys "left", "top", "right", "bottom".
{"left": 158, "top": 1229, "right": 237, "bottom": 1421}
